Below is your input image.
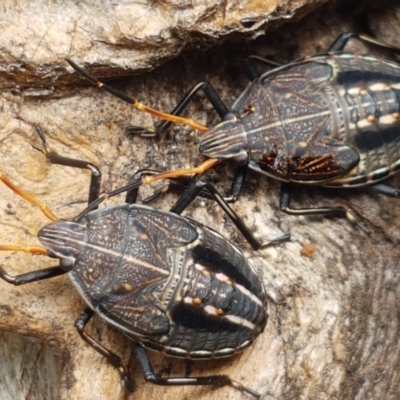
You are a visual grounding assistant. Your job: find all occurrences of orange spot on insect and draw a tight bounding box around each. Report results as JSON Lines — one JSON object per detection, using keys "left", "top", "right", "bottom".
{"left": 216, "top": 309, "right": 224, "bottom": 316}
{"left": 393, "top": 112, "right": 400, "bottom": 120}
{"left": 192, "top": 298, "right": 202, "bottom": 305}
{"left": 359, "top": 88, "right": 368, "bottom": 95}
{"left": 367, "top": 115, "right": 376, "bottom": 123}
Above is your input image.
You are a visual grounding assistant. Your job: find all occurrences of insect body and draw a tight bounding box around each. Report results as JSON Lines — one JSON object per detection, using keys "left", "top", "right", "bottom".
{"left": 50, "top": 203, "right": 267, "bottom": 359}
{"left": 66, "top": 33, "right": 400, "bottom": 230}
{"left": 201, "top": 49, "right": 400, "bottom": 188}
{"left": 0, "top": 127, "right": 273, "bottom": 398}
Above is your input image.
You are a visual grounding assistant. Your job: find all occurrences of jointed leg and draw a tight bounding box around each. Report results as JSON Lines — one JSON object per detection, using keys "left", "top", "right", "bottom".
{"left": 115, "top": 169, "right": 289, "bottom": 250}
{"left": 35, "top": 127, "right": 102, "bottom": 205}
{"left": 75, "top": 308, "right": 135, "bottom": 392}
{"left": 328, "top": 32, "right": 400, "bottom": 53}
{"left": 368, "top": 182, "right": 400, "bottom": 197}
{"left": 223, "top": 165, "right": 248, "bottom": 203}
{"left": 0, "top": 170, "right": 68, "bottom": 284}
{"left": 0, "top": 263, "right": 67, "bottom": 285}
{"left": 279, "top": 183, "right": 370, "bottom": 233}
{"left": 132, "top": 343, "right": 260, "bottom": 398}
{"left": 170, "top": 179, "right": 289, "bottom": 249}
{"left": 0, "top": 128, "right": 102, "bottom": 282}
{"left": 73, "top": 159, "right": 222, "bottom": 220}
{"left": 244, "top": 56, "right": 282, "bottom": 80}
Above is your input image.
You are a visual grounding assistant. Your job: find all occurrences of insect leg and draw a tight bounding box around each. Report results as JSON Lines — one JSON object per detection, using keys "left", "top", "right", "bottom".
{"left": 223, "top": 164, "right": 248, "bottom": 203}
{"left": 328, "top": 32, "right": 400, "bottom": 53}
{"left": 123, "top": 168, "right": 163, "bottom": 204}
{"left": 244, "top": 56, "right": 282, "bottom": 80}
{"left": 368, "top": 182, "right": 400, "bottom": 197}
{"left": 125, "top": 168, "right": 212, "bottom": 204}
{"left": 35, "top": 127, "right": 101, "bottom": 205}
{"left": 0, "top": 165, "right": 67, "bottom": 282}
{"left": 74, "top": 308, "right": 135, "bottom": 392}
{"left": 328, "top": 32, "right": 361, "bottom": 51}
{"left": 169, "top": 179, "right": 289, "bottom": 250}
{"left": 154, "top": 163, "right": 247, "bottom": 206}
{"left": 132, "top": 343, "right": 260, "bottom": 398}
{"left": 72, "top": 159, "right": 222, "bottom": 220}
{"left": 279, "top": 183, "right": 370, "bottom": 233}
{"left": 0, "top": 263, "right": 67, "bottom": 285}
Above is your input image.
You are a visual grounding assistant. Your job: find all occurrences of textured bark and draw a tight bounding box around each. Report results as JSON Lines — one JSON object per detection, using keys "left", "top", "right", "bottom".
{"left": 1, "top": 1, "right": 400, "bottom": 400}
{"left": 0, "top": 0, "right": 326, "bottom": 91}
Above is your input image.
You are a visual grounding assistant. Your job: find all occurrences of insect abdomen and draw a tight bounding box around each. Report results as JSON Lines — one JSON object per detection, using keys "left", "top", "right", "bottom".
{"left": 325, "top": 53, "right": 400, "bottom": 186}
{"left": 140, "top": 225, "right": 268, "bottom": 358}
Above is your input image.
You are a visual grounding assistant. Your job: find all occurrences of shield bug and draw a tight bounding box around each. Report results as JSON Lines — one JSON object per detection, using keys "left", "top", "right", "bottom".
{"left": 66, "top": 32, "right": 400, "bottom": 231}
{"left": 0, "top": 127, "right": 285, "bottom": 398}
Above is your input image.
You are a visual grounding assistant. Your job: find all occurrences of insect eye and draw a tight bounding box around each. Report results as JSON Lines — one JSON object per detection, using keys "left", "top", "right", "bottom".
{"left": 60, "top": 257, "right": 75, "bottom": 271}
{"left": 232, "top": 149, "right": 249, "bottom": 165}
{"left": 222, "top": 112, "right": 238, "bottom": 122}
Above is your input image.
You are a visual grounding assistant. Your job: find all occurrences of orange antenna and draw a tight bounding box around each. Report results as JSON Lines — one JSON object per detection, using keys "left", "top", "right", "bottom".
{"left": 140, "top": 158, "right": 221, "bottom": 185}
{"left": 0, "top": 170, "right": 58, "bottom": 222}
{"left": 66, "top": 59, "right": 209, "bottom": 133}
{"left": 0, "top": 245, "right": 47, "bottom": 255}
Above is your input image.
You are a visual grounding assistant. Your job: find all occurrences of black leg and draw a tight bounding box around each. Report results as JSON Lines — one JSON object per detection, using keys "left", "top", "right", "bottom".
{"left": 244, "top": 56, "right": 282, "bottom": 80}
{"left": 279, "top": 183, "right": 370, "bottom": 233}
{"left": 124, "top": 168, "right": 209, "bottom": 205}
{"left": 128, "top": 166, "right": 288, "bottom": 249}
{"left": 132, "top": 343, "right": 260, "bottom": 398}
{"left": 0, "top": 264, "right": 67, "bottom": 285}
{"left": 170, "top": 179, "right": 289, "bottom": 250}
{"left": 123, "top": 168, "right": 170, "bottom": 204}
{"left": 129, "top": 169, "right": 289, "bottom": 249}
{"left": 127, "top": 166, "right": 248, "bottom": 205}
{"left": 327, "top": 32, "right": 359, "bottom": 52}
{"left": 327, "top": 32, "right": 400, "bottom": 53}
{"left": 224, "top": 165, "right": 248, "bottom": 203}
{"left": 35, "top": 127, "right": 101, "bottom": 205}
{"left": 75, "top": 169, "right": 289, "bottom": 250}
{"left": 0, "top": 264, "right": 136, "bottom": 390}
{"left": 74, "top": 308, "right": 135, "bottom": 392}
{"left": 128, "top": 165, "right": 248, "bottom": 207}
{"left": 133, "top": 178, "right": 194, "bottom": 205}
{"left": 368, "top": 182, "right": 400, "bottom": 197}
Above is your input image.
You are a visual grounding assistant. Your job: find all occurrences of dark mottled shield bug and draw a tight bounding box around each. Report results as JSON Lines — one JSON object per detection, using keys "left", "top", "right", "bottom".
{"left": 0, "top": 127, "right": 286, "bottom": 398}
{"left": 66, "top": 33, "right": 400, "bottom": 231}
